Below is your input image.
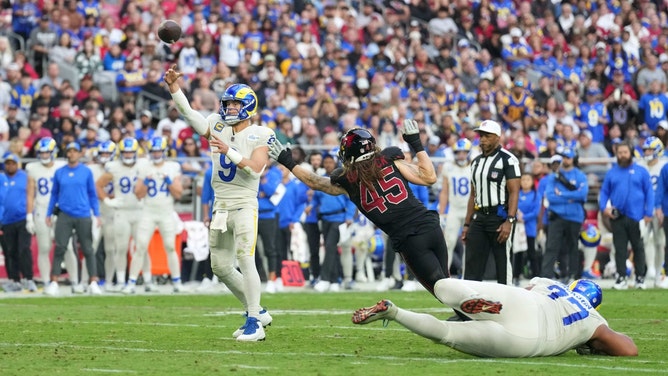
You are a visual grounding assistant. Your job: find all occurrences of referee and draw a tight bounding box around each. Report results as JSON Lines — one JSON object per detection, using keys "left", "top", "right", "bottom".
{"left": 461, "top": 120, "right": 521, "bottom": 284}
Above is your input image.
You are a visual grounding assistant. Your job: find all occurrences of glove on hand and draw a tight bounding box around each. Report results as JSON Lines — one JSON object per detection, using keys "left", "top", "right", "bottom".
{"left": 402, "top": 119, "right": 423, "bottom": 153}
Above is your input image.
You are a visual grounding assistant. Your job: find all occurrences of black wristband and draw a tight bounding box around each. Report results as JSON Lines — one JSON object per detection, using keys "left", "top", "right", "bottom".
{"left": 408, "top": 139, "right": 424, "bottom": 153}
{"left": 277, "top": 149, "right": 297, "bottom": 171}
{"left": 463, "top": 223, "right": 470, "bottom": 227}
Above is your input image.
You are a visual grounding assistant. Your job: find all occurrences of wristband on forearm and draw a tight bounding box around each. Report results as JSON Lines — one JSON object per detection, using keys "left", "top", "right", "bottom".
{"left": 278, "top": 150, "right": 297, "bottom": 171}
{"left": 226, "top": 148, "right": 243, "bottom": 165}
{"left": 405, "top": 136, "right": 424, "bottom": 153}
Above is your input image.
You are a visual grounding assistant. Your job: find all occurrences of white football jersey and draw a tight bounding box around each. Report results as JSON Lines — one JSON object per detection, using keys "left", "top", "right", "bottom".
{"left": 88, "top": 163, "right": 114, "bottom": 197}
{"left": 137, "top": 161, "right": 181, "bottom": 210}
{"left": 528, "top": 277, "right": 607, "bottom": 356}
{"left": 441, "top": 162, "right": 472, "bottom": 211}
{"left": 26, "top": 160, "right": 66, "bottom": 207}
{"left": 638, "top": 158, "right": 667, "bottom": 193}
{"left": 205, "top": 114, "right": 276, "bottom": 211}
{"left": 104, "top": 158, "right": 151, "bottom": 209}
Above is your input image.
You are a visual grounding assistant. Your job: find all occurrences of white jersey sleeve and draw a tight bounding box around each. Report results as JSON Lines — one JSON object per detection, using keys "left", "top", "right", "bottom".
{"left": 441, "top": 162, "right": 472, "bottom": 211}
{"left": 527, "top": 277, "right": 608, "bottom": 356}
{"left": 208, "top": 115, "right": 275, "bottom": 211}
{"left": 26, "top": 160, "right": 67, "bottom": 208}
{"left": 139, "top": 161, "right": 181, "bottom": 210}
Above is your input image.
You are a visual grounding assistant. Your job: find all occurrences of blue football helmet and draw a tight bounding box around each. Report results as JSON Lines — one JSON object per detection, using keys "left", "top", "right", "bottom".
{"left": 453, "top": 138, "right": 473, "bottom": 166}
{"left": 569, "top": 279, "right": 602, "bottom": 310}
{"left": 95, "top": 140, "right": 117, "bottom": 164}
{"left": 579, "top": 224, "right": 601, "bottom": 248}
{"left": 338, "top": 128, "right": 376, "bottom": 164}
{"left": 118, "top": 138, "right": 139, "bottom": 165}
{"left": 642, "top": 136, "right": 664, "bottom": 161}
{"left": 219, "top": 83, "right": 258, "bottom": 126}
{"left": 148, "top": 136, "right": 168, "bottom": 163}
{"left": 35, "top": 137, "right": 58, "bottom": 165}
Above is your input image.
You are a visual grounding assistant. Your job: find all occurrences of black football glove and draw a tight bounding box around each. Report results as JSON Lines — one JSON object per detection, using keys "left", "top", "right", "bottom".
{"left": 268, "top": 138, "right": 297, "bottom": 171}
{"left": 401, "top": 119, "right": 423, "bottom": 153}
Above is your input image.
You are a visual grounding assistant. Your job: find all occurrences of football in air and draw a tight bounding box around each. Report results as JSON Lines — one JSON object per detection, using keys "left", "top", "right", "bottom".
{"left": 157, "top": 20, "right": 182, "bottom": 44}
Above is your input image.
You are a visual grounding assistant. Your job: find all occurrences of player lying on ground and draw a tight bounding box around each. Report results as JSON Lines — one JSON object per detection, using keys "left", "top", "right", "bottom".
{"left": 353, "top": 278, "right": 637, "bottom": 357}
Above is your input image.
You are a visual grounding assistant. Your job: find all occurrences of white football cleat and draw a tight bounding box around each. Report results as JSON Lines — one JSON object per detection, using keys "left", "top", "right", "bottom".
{"left": 265, "top": 280, "right": 277, "bottom": 294}
{"left": 71, "top": 284, "right": 85, "bottom": 294}
{"left": 236, "top": 317, "right": 266, "bottom": 342}
{"left": 89, "top": 281, "right": 102, "bottom": 295}
{"left": 121, "top": 284, "right": 136, "bottom": 295}
{"left": 233, "top": 309, "right": 273, "bottom": 338}
{"left": 313, "top": 281, "right": 331, "bottom": 292}
{"left": 45, "top": 281, "right": 59, "bottom": 296}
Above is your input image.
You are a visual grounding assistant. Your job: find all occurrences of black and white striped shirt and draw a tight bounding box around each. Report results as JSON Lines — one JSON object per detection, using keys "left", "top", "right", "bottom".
{"left": 470, "top": 146, "right": 521, "bottom": 208}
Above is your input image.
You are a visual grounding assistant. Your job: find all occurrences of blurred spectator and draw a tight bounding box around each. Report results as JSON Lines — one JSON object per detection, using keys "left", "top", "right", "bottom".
{"left": 49, "top": 32, "right": 77, "bottom": 65}
{"left": 10, "top": 71, "right": 37, "bottom": 117}
{"left": 103, "top": 43, "right": 126, "bottom": 72}
{"left": 177, "top": 136, "right": 208, "bottom": 189}
{"left": 75, "top": 38, "right": 102, "bottom": 80}
{"left": 37, "top": 62, "right": 63, "bottom": 92}
{"left": 116, "top": 59, "right": 146, "bottom": 102}
{"left": 134, "top": 110, "right": 155, "bottom": 144}
{"left": 638, "top": 80, "right": 668, "bottom": 132}
{"left": 12, "top": 0, "right": 40, "bottom": 49}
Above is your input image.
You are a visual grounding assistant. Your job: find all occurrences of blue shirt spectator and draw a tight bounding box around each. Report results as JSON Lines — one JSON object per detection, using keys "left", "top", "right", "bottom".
{"left": 599, "top": 160, "right": 654, "bottom": 222}
{"left": 638, "top": 90, "right": 668, "bottom": 131}
{"left": 277, "top": 178, "right": 309, "bottom": 229}
{"left": 518, "top": 185, "right": 541, "bottom": 238}
{"left": 544, "top": 161, "right": 588, "bottom": 224}
{"left": 258, "top": 164, "right": 282, "bottom": 220}
{"left": 47, "top": 154, "right": 100, "bottom": 218}
{"left": 1, "top": 164, "right": 28, "bottom": 225}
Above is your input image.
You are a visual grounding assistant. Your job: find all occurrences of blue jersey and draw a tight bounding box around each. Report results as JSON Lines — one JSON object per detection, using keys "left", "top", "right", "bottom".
{"left": 10, "top": 85, "right": 37, "bottom": 113}
{"left": 48, "top": 163, "right": 100, "bottom": 218}
{"left": 578, "top": 102, "right": 609, "bottom": 143}
{"left": 600, "top": 162, "right": 653, "bottom": 221}
{"left": 2, "top": 171, "right": 27, "bottom": 225}
{"left": 201, "top": 167, "right": 213, "bottom": 218}
{"left": 533, "top": 56, "right": 559, "bottom": 77}
{"left": 501, "top": 42, "right": 533, "bottom": 71}
{"left": 638, "top": 93, "right": 668, "bottom": 131}
{"left": 257, "top": 165, "right": 282, "bottom": 220}
{"left": 518, "top": 189, "right": 541, "bottom": 237}
{"left": 558, "top": 64, "right": 584, "bottom": 84}
{"left": 242, "top": 31, "right": 265, "bottom": 52}
{"left": 277, "top": 179, "right": 309, "bottom": 229}
{"left": 77, "top": 0, "right": 100, "bottom": 19}
{"left": 544, "top": 168, "right": 588, "bottom": 223}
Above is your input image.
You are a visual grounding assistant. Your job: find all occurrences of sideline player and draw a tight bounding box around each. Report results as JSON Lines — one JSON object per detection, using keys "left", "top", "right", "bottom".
{"left": 638, "top": 136, "right": 667, "bottom": 287}
{"left": 353, "top": 278, "right": 638, "bottom": 357}
{"left": 126, "top": 136, "right": 184, "bottom": 293}
{"left": 165, "top": 65, "right": 274, "bottom": 342}
{"left": 25, "top": 137, "right": 80, "bottom": 292}
{"left": 269, "top": 122, "right": 450, "bottom": 296}
{"left": 85, "top": 141, "right": 118, "bottom": 288}
{"left": 438, "top": 138, "right": 473, "bottom": 272}
{"left": 96, "top": 138, "right": 152, "bottom": 291}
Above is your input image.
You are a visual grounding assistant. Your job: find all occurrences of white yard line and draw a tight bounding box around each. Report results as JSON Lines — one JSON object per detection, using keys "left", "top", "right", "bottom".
{"left": 0, "top": 342, "right": 665, "bottom": 372}
{"left": 82, "top": 368, "right": 137, "bottom": 373}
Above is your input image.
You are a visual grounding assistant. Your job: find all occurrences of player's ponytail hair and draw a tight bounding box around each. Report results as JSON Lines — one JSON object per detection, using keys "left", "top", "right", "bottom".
{"left": 342, "top": 146, "right": 383, "bottom": 191}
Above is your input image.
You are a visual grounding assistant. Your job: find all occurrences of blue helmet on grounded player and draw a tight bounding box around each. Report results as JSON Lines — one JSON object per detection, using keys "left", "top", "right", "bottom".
{"left": 219, "top": 83, "right": 258, "bottom": 126}
{"left": 569, "top": 279, "right": 603, "bottom": 310}
{"left": 148, "top": 136, "right": 168, "bottom": 163}
{"left": 35, "top": 137, "right": 58, "bottom": 165}
{"left": 338, "top": 128, "right": 376, "bottom": 164}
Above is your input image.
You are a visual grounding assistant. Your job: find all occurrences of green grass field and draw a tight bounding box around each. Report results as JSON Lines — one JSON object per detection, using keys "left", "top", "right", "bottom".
{"left": 1, "top": 288, "right": 667, "bottom": 376}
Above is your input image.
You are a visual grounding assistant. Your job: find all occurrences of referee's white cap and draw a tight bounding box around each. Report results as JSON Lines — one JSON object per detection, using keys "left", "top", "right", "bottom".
{"left": 475, "top": 120, "right": 501, "bottom": 137}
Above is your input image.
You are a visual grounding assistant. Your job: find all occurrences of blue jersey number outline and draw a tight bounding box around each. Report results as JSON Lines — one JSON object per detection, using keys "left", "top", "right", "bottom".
{"left": 547, "top": 284, "right": 590, "bottom": 326}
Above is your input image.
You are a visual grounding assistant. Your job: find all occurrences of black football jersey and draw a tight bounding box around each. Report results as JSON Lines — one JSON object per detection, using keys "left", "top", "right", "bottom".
{"left": 331, "top": 147, "right": 437, "bottom": 246}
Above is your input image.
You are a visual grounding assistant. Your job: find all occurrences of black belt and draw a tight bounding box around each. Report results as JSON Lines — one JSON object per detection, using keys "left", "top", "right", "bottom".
{"left": 475, "top": 205, "right": 505, "bottom": 215}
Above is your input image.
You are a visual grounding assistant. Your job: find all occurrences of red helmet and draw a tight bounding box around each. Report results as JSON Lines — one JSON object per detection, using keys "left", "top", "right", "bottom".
{"left": 339, "top": 128, "right": 376, "bottom": 163}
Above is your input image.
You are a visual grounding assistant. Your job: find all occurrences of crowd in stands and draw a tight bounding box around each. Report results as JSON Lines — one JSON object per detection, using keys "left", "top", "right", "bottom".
{"left": 2, "top": 0, "right": 668, "bottom": 290}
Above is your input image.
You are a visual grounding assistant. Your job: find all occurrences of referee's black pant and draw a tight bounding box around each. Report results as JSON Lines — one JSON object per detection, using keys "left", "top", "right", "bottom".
{"left": 612, "top": 215, "right": 646, "bottom": 280}
{"left": 464, "top": 212, "right": 512, "bottom": 284}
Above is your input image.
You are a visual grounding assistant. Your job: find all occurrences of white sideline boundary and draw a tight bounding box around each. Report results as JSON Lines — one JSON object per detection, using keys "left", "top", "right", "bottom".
{"left": 0, "top": 342, "right": 664, "bottom": 373}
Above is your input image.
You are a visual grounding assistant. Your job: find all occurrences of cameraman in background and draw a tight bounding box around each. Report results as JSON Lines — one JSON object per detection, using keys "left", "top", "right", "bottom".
{"left": 540, "top": 148, "right": 588, "bottom": 283}
{"left": 599, "top": 141, "right": 654, "bottom": 290}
